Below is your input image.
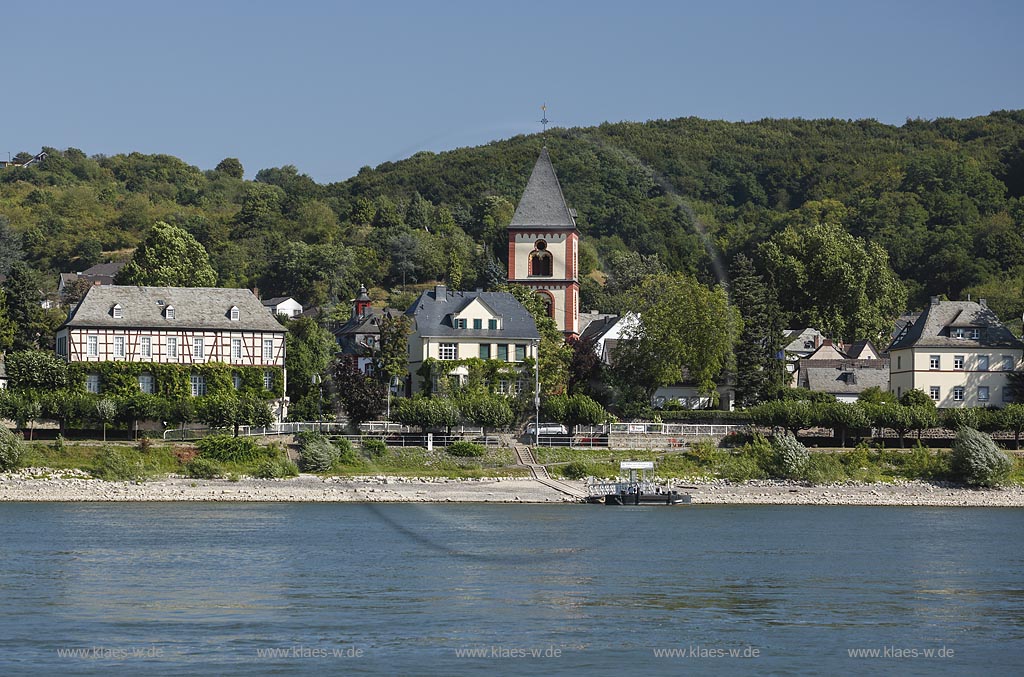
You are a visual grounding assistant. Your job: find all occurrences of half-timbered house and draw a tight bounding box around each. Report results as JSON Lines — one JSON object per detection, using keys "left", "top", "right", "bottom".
{"left": 55, "top": 285, "right": 289, "bottom": 419}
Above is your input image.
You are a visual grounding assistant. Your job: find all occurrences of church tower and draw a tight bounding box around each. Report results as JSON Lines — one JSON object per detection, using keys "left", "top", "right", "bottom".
{"left": 506, "top": 148, "right": 580, "bottom": 337}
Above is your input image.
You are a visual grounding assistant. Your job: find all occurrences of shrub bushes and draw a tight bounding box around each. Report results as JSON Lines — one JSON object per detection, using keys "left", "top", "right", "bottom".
{"left": 184, "top": 457, "right": 224, "bottom": 479}
{"left": 298, "top": 436, "right": 339, "bottom": 472}
{"left": 0, "top": 426, "right": 25, "bottom": 471}
{"left": 93, "top": 447, "right": 146, "bottom": 481}
{"left": 561, "top": 461, "right": 591, "bottom": 480}
{"left": 196, "top": 434, "right": 267, "bottom": 464}
{"left": 362, "top": 438, "right": 387, "bottom": 458}
{"left": 447, "top": 441, "right": 486, "bottom": 457}
{"left": 951, "top": 427, "right": 1013, "bottom": 487}
{"left": 253, "top": 456, "right": 299, "bottom": 479}
{"left": 772, "top": 433, "right": 809, "bottom": 479}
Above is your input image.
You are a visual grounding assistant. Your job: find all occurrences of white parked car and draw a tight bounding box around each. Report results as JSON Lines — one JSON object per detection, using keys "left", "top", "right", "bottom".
{"left": 526, "top": 422, "right": 569, "bottom": 436}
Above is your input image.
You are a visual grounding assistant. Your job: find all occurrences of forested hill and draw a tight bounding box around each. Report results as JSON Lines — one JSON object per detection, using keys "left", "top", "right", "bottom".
{"left": 3, "top": 111, "right": 1024, "bottom": 326}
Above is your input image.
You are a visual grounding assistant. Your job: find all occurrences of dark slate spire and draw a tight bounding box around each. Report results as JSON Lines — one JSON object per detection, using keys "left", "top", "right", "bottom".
{"left": 508, "top": 147, "right": 576, "bottom": 229}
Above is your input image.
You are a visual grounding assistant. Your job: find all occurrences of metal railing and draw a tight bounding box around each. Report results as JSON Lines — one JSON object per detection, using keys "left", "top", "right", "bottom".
{"left": 575, "top": 423, "right": 742, "bottom": 437}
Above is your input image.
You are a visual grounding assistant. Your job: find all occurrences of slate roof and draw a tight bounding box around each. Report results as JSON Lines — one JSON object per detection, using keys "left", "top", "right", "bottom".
{"left": 406, "top": 286, "right": 539, "bottom": 340}
{"left": 508, "top": 148, "right": 577, "bottom": 229}
{"left": 888, "top": 300, "right": 1023, "bottom": 350}
{"left": 804, "top": 365, "right": 890, "bottom": 395}
{"left": 61, "top": 285, "right": 286, "bottom": 332}
{"left": 578, "top": 312, "right": 619, "bottom": 344}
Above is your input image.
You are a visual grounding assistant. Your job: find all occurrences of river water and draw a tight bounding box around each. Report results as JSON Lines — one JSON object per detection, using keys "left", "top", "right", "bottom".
{"left": 0, "top": 503, "right": 1021, "bottom": 675}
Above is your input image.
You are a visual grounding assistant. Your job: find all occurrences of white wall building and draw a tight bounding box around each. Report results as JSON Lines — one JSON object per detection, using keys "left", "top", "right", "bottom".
{"left": 889, "top": 298, "right": 1022, "bottom": 407}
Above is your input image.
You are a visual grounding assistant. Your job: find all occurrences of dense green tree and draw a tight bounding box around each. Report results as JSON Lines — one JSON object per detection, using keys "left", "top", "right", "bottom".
{"left": 284, "top": 317, "right": 337, "bottom": 420}
{"left": 459, "top": 393, "right": 514, "bottom": 433}
{"left": 610, "top": 273, "right": 741, "bottom": 403}
{"left": 115, "top": 221, "right": 217, "bottom": 287}
{"left": 214, "top": 157, "right": 244, "bottom": 179}
{"left": 0, "top": 287, "right": 15, "bottom": 351}
{"left": 3, "top": 262, "right": 47, "bottom": 350}
{"left": 198, "top": 392, "right": 273, "bottom": 436}
{"left": 0, "top": 215, "right": 23, "bottom": 277}
{"left": 729, "top": 254, "right": 786, "bottom": 406}
{"left": 332, "top": 357, "right": 386, "bottom": 427}
{"left": 761, "top": 220, "right": 906, "bottom": 343}
{"left": 4, "top": 350, "right": 69, "bottom": 391}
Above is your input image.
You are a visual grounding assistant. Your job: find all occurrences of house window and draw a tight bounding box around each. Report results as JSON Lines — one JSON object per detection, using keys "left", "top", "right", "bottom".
{"left": 232, "top": 374, "right": 242, "bottom": 390}
{"left": 229, "top": 306, "right": 239, "bottom": 321}
{"left": 953, "top": 355, "right": 964, "bottom": 370}
{"left": 953, "top": 386, "right": 964, "bottom": 401}
{"left": 87, "top": 335, "right": 98, "bottom": 357}
{"left": 515, "top": 344, "right": 526, "bottom": 362}
{"left": 929, "top": 355, "right": 940, "bottom": 370}
{"left": 112, "top": 304, "right": 123, "bottom": 319}
{"left": 803, "top": 340, "right": 814, "bottom": 349}
{"left": 1003, "top": 355, "right": 1015, "bottom": 371}
{"left": 978, "top": 386, "right": 990, "bottom": 402}
{"left": 138, "top": 373, "right": 154, "bottom": 394}
{"left": 439, "top": 343, "right": 458, "bottom": 360}
{"left": 165, "top": 306, "right": 175, "bottom": 320}
{"left": 497, "top": 379, "right": 509, "bottom": 394}
{"left": 113, "top": 336, "right": 125, "bottom": 358}
{"left": 978, "top": 356, "right": 989, "bottom": 371}
{"left": 454, "top": 318, "right": 467, "bottom": 329}
{"left": 479, "top": 344, "right": 491, "bottom": 359}
{"left": 140, "top": 336, "right": 152, "bottom": 358}
{"left": 167, "top": 337, "right": 178, "bottom": 360}
{"left": 488, "top": 319, "right": 498, "bottom": 330}
{"left": 190, "top": 374, "right": 206, "bottom": 397}
{"left": 194, "top": 337, "right": 205, "bottom": 360}
{"left": 497, "top": 344, "right": 508, "bottom": 361}
{"left": 896, "top": 355, "right": 901, "bottom": 369}
{"left": 263, "top": 371, "right": 274, "bottom": 391}
{"left": 952, "top": 328, "right": 964, "bottom": 339}
{"left": 86, "top": 373, "right": 100, "bottom": 394}
{"left": 516, "top": 378, "right": 528, "bottom": 394}
{"left": 262, "top": 339, "right": 274, "bottom": 362}
{"left": 56, "top": 336, "right": 67, "bottom": 357}
{"left": 969, "top": 328, "right": 981, "bottom": 340}
{"left": 231, "top": 338, "right": 242, "bottom": 360}
{"left": 929, "top": 386, "right": 940, "bottom": 401}
{"left": 1003, "top": 388, "right": 1013, "bottom": 403}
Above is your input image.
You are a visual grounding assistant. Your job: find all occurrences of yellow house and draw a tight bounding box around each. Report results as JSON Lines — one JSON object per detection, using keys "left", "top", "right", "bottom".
{"left": 888, "top": 298, "right": 1023, "bottom": 407}
{"left": 406, "top": 285, "right": 540, "bottom": 395}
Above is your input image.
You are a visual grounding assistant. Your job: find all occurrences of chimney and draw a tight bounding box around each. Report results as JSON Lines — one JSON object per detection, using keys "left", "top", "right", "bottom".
{"left": 434, "top": 284, "right": 447, "bottom": 300}
{"left": 979, "top": 298, "right": 987, "bottom": 308}
{"left": 930, "top": 296, "right": 940, "bottom": 306}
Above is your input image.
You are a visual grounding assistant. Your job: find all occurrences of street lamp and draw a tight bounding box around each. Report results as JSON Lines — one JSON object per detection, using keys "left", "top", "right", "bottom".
{"left": 533, "top": 339, "right": 540, "bottom": 447}
{"left": 311, "top": 373, "right": 323, "bottom": 434}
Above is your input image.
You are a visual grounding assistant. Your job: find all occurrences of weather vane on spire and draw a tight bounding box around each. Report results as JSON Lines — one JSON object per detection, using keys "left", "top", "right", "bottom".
{"left": 540, "top": 103, "right": 549, "bottom": 132}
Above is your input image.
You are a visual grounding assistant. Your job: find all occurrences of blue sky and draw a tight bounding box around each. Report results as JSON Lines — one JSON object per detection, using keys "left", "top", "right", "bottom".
{"left": 6, "top": 0, "right": 1023, "bottom": 183}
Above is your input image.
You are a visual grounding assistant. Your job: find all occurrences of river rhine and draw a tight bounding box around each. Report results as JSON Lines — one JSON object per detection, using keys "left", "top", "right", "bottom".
{"left": 0, "top": 503, "right": 1021, "bottom": 675}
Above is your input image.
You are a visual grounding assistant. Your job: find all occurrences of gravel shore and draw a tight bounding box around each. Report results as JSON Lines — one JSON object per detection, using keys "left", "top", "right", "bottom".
{"left": 2, "top": 469, "right": 1022, "bottom": 505}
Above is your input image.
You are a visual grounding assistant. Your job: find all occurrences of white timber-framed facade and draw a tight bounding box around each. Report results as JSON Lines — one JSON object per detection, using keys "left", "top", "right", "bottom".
{"left": 55, "top": 285, "right": 289, "bottom": 418}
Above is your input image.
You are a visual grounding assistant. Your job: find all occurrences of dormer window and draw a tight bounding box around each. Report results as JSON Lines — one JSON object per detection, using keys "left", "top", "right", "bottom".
{"left": 111, "top": 303, "right": 123, "bottom": 319}
{"left": 454, "top": 318, "right": 467, "bottom": 329}
{"left": 229, "top": 306, "right": 240, "bottom": 321}
{"left": 165, "top": 305, "right": 175, "bottom": 320}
